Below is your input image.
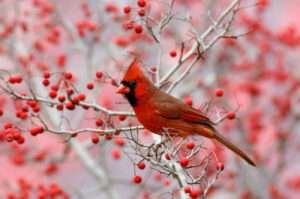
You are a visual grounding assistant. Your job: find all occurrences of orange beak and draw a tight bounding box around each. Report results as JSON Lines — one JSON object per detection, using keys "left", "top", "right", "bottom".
{"left": 116, "top": 84, "right": 130, "bottom": 94}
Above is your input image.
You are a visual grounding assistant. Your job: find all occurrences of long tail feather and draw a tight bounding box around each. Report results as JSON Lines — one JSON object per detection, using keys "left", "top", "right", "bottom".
{"left": 213, "top": 131, "right": 256, "bottom": 167}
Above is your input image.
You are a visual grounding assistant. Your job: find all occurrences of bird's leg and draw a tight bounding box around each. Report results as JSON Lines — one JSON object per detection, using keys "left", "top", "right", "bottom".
{"left": 145, "top": 137, "right": 162, "bottom": 160}
{"left": 148, "top": 129, "right": 176, "bottom": 162}
{"left": 151, "top": 128, "right": 174, "bottom": 162}
{"left": 148, "top": 131, "right": 166, "bottom": 162}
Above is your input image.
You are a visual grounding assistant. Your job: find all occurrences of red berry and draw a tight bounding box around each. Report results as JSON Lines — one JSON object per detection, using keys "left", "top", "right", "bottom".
{"left": 67, "top": 88, "right": 74, "bottom": 96}
{"left": 186, "top": 141, "right": 195, "bottom": 150}
{"left": 118, "top": 115, "right": 127, "bottom": 121}
{"left": 45, "top": 163, "right": 58, "bottom": 175}
{"left": 189, "top": 187, "right": 201, "bottom": 198}
{"left": 42, "top": 79, "right": 50, "bottom": 86}
{"left": 14, "top": 75, "right": 23, "bottom": 83}
{"left": 137, "top": 0, "right": 146, "bottom": 7}
{"left": 216, "top": 162, "right": 224, "bottom": 171}
{"left": 4, "top": 123, "right": 13, "bottom": 129}
{"left": 12, "top": 130, "right": 21, "bottom": 140}
{"left": 66, "top": 101, "right": 75, "bottom": 110}
{"left": 184, "top": 96, "right": 193, "bottom": 106}
{"left": 5, "top": 132, "right": 14, "bottom": 142}
{"left": 134, "top": 24, "right": 143, "bottom": 34}
{"left": 111, "top": 148, "right": 121, "bottom": 160}
{"left": 184, "top": 186, "right": 191, "bottom": 193}
{"left": 57, "top": 54, "right": 66, "bottom": 67}
{"left": 16, "top": 136, "right": 25, "bottom": 144}
{"left": 27, "top": 100, "right": 38, "bottom": 108}
{"left": 215, "top": 88, "right": 224, "bottom": 97}
{"left": 56, "top": 103, "right": 64, "bottom": 111}
{"left": 58, "top": 95, "right": 66, "bottom": 102}
{"left": 227, "top": 112, "right": 236, "bottom": 120}
{"left": 11, "top": 154, "right": 25, "bottom": 165}
{"left": 95, "top": 119, "right": 103, "bottom": 127}
{"left": 0, "top": 109, "right": 3, "bottom": 117}
{"left": 96, "top": 71, "right": 103, "bottom": 79}
{"left": 153, "top": 171, "right": 162, "bottom": 181}
{"left": 33, "top": 106, "right": 40, "bottom": 113}
{"left": 114, "top": 136, "right": 125, "bottom": 146}
{"left": 163, "top": 178, "right": 171, "bottom": 187}
{"left": 150, "top": 66, "right": 157, "bottom": 73}
{"left": 49, "top": 183, "right": 62, "bottom": 196}
{"left": 50, "top": 84, "right": 59, "bottom": 91}
{"left": 77, "top": 93, "right": 86, "bottom": 101}
{"left": 8, "top": 77, "right": 15, "bottom": 84}
{"left": 137, "top": 161, "right": 146, "bottom": 170}
{"left": 71, "top": 96, "right": 80, "bottom": 104}
{"left": 22, "top": 106, "right": 29, "bottom": 112}
{"left": 49, "top": 90, "right": 57, "bottom": 98}
{"left": 123, "top": 5, "right": 131, "bottom": 14}
{"left": 133, "top": 175, "right": 142, "bottom": 184}
{"left": 180, "top": 157, "right": 189, "bottom": 167}
{"left": 169, "top": 50, "right": 177, "bottom": 57}
{"left": 43, "top": 71, "right": 51, "bottom": 79}
{"left": 91, "top": 134, "right": 99, "bottom": 144}
{"left": 123, "top": 20, "right": 134, "bottom": 30}
{"left": 105, "top": 3, "right": 118, "bottom": 13}
{"left": 29, "top": 126, "right": 44, "bottom": 136}
{"left": 86, "top": 82, "right": 94, "bottom": 90}
{"left": 105, "top": 133, "right": 113, "bottom": 140}
{"left": 64, "top": 72, "right": 73, "bottom": 80}
{"left": 138, "top": 9, "right": 145, "bottom": 17}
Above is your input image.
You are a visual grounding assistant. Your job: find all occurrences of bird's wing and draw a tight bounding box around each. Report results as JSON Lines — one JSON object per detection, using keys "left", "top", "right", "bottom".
{"left": 153, "top": 99, "right": 182, "bottom": 119}
{"left": 181, "top": 106, "right": 212, "bottom": 124}
{"left": 153, "top": 93, "right": 213, "bottom": 125}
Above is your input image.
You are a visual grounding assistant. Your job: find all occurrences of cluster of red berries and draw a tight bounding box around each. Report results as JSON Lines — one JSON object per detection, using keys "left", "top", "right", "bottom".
{"left": 122, "top": 0, "right": 149, "bottom": 35}
{"left": 6, "top": 178, "right": 69, "bottom": 199}
{"left": 76, "top": 19, "right": 97, "bottom": 37}
{"left": 8, "top": 74, "right": 23, "bottom": 84}
{"left": 1, "top": 123, "right": 25, "bottom": 144}
{"left": 184, "top": 186, "right": 202, "bottom": 198}
{"left": 41, "top": 70, "right": 105, "bottom": 112}
{"left": 123, "top": 0, "right": 147, "bottom": 16}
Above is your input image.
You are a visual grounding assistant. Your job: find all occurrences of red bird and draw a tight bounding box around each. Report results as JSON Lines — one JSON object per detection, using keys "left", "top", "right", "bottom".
{"left": 116, "top": 59, "right": 256, "bottom": 166}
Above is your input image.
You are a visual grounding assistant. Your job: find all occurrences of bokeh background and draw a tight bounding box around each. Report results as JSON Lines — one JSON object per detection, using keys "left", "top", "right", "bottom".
{"left": 0, "top": 0, "right": 300, "bottom": 198}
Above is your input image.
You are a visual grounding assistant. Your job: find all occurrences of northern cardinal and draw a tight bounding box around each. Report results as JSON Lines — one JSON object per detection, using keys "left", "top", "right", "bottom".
{"left": 116, "top": 59, "right": 256, "bottom": 166}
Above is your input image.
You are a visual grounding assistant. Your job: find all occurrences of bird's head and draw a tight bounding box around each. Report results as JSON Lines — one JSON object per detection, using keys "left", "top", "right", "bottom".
{"left": 116, "top": 58, "right": 154, "bottom": 106}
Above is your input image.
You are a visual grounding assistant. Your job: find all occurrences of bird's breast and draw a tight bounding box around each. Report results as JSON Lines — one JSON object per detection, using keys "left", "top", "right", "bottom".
{"left": 133, "top": 103, "right": 164, "bottom": 133}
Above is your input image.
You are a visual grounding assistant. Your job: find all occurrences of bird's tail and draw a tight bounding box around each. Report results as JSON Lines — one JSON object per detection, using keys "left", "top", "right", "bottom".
{"left": 213, "top": 130, "right": 256, "bottom": 167}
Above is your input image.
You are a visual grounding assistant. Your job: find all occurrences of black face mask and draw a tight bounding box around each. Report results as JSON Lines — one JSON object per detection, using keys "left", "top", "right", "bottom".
{"left": 121, "top": 80, "right": 137, "bottom": 106}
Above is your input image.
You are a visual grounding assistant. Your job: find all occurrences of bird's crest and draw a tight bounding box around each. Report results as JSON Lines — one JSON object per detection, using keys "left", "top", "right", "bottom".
{"left": 122, "top": 58, "right": 145, "bottom": 81}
